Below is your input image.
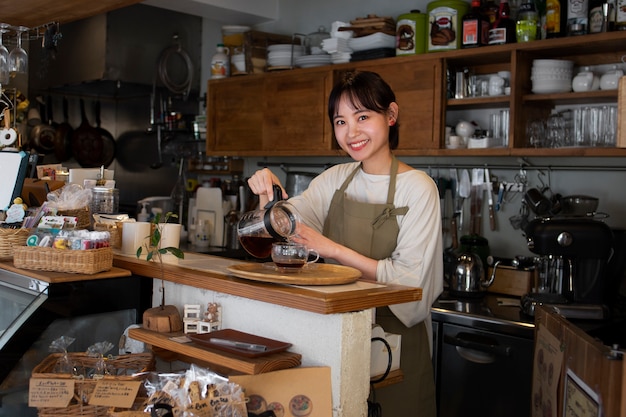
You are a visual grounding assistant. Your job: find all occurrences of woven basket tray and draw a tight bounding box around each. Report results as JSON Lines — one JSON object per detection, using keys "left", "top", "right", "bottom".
{"left": 0, "top": 228, "right": 30, "bottom": 260}
{"left": 93, "top": 223, "right": 121, "bottom": 249}
{"left": 58, "top": 206, "right": 92, "bottom": 230}
{"left": 13, "top": 246, "right": 113, "bottom": 274}
{"left": 31, "top": 352, "right": 154, "bottom": 417}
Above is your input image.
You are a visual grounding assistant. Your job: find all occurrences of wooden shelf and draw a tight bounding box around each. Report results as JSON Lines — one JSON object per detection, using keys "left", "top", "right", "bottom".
{"left": 129, "top": 327, "right": 301, "bottom": 375}
{"left": 371, "top": 369, "right": 404, "bottom": 389}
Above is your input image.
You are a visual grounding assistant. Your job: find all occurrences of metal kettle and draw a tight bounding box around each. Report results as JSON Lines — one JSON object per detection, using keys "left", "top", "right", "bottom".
{"left": 448, "top": 252, "right": 495, "bottom": 297}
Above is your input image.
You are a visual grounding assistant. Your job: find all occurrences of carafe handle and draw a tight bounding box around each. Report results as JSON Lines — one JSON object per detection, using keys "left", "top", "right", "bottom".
{"left": 263, "top": 184, "right": 285, "bottom": 209}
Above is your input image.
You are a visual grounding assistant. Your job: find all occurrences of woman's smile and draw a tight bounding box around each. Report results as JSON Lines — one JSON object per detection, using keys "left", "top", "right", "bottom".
{"left": 348, "top": 138, "right": 370, "bottom": 151}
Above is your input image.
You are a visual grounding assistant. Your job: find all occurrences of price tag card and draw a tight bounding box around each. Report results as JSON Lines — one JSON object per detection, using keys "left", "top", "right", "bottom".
{"left": 88, "top": 380, "right": 142, "bottom": 408}
{"left": 28, "top": 378, "right": 74, "bottom": 408}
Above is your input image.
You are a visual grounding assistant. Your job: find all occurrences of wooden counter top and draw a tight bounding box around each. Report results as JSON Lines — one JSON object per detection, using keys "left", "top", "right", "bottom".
{"left": 0, "top": 261, "right": 131, "bottom": 283}
{"left": 113, "top": 252, "right": 422, "bottom": 315}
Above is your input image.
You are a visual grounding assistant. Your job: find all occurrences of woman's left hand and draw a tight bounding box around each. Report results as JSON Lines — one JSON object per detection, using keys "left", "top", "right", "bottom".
{"left": 291, "top": 223, "right": 338, "bottom": 260}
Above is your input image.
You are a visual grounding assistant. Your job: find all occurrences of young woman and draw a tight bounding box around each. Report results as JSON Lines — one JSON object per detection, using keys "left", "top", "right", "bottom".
{"left": 247, "top": 70, "right": 443, "bottom": 416}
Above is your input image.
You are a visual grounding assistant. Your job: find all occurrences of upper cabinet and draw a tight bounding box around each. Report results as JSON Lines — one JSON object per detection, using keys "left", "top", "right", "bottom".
{"left": 206, "top": 31, "right": 626, "bottom": 157}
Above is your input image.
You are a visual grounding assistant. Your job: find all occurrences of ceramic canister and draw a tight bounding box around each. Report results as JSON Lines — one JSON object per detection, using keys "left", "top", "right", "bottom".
{"left": 427, "top": 0, "right": 470, "bottom": 52}
{"left": 396, "top": 10, "right": 428, "bottom": 55}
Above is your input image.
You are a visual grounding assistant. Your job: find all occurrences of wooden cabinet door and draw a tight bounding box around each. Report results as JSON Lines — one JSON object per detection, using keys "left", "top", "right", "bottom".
{"left": 355, "top": 58, "right": 444, "bottom": 151}
{"left": 263, "top": 69, "right": 334, "bottom": 154}
{"left": 206, "top": 76, "right": 265, "bottom": 153}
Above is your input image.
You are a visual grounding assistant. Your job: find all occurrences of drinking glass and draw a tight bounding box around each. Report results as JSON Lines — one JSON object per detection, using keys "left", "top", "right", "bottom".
{"left": 601, "top": 105, "right": 617, "bottom": 147}
{"left": 8, "top": 26, "right": 28, "bottom": 75}
{"left": 546, "top": 112, "right": 565, "bottom": 148}
{"left": 0, "top": 23, "right": 9, "bottom": 84}
{"left": 526, "top": 119, "right": 545, "bottom": 148}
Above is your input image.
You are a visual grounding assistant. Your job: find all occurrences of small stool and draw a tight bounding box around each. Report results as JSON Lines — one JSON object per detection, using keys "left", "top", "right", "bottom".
{"left": 197, "top": 320, "right": 222, "bottom": 334}
{"left": 183, "top": 304, "right": 202, "bottom": 334}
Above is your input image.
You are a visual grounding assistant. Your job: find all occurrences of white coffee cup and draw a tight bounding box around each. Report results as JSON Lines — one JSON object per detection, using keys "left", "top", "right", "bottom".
{"left": 121, "top": 222, "right": 151, "bottom": 255}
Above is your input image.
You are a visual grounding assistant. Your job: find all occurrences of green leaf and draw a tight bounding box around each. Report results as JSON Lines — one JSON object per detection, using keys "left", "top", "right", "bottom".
{"left": 147, "top": 252, "right": 154, "bottom": 261}
{"left": 164, "top": 247, "right": 185, "bottom": 259}
{"left": 136, "top": 247, "right": 143, "bottom": 258}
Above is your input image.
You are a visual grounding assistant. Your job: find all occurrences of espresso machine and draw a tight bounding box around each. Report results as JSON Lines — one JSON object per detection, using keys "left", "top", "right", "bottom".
{"left": 521, "top": 217, "right": 614, "bottom": 319}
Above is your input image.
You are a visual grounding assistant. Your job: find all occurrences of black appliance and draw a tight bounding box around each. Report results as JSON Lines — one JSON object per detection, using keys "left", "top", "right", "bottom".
{"left": 521, "top": 217, "right": 614, "bottom": 318}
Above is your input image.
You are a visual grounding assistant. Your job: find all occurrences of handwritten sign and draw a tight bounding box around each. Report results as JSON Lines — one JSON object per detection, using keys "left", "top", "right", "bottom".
{"left": 29, "top": 378, "right": 74, "bottom": 408}
{"left": 89, "top": 380, "right": 142, "bottom": 408}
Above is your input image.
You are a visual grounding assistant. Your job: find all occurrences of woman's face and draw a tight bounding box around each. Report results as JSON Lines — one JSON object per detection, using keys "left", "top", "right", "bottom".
{"left": 332, "top": 95, "right": 395, "bottom": 164}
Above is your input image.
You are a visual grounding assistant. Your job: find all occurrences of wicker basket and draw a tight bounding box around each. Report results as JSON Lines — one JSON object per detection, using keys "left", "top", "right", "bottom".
{"left": 93, "top": 223, "right": 121, "bottom": 249}
{"left": 0, "top": 228, "right": 30, "bottom": 260}
{"left": 58, "top": 206, "right": 92, "bottom": 230}
{"left": 31, "top": 352, "right": 154, "bottom": 417}
{"left": 13, "top": 246, "right": 113, "bottom": 274}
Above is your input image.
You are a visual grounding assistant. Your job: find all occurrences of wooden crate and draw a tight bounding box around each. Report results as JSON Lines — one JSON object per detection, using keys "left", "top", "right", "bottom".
{"left": 487, "top": 265, "right": 533, "bottom": 297}
{"left": 223, "top": 30, "right": 299, "bottom": 74}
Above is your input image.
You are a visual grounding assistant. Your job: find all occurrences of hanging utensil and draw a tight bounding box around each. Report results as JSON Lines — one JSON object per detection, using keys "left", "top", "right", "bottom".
{"left": 94, "top": 99, "right": 116, "bottom": 168}
{"left": 449, "top": 169, "right": 459, "bottom": 250}
{"left": 54, "top": 97, "right": 73, "bottom": 162}
{"left": 470, "top": 168, "right": 484, "bottom": 235}
{"left": 29, "top": 100, "right": 56, "bottom": 154}
{"left": 458, "top": 169, "right": 471, "bottom": 236}
{"left": 485, "top": 168, "right": 496, "bottom": 231}
{"left": 71, "top": 99, "right": 104, "bottom": 168}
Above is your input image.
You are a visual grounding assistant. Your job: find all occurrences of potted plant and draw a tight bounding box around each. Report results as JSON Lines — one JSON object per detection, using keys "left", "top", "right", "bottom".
{"left": 137, "top": 212, "right": 185, "bottom": 333}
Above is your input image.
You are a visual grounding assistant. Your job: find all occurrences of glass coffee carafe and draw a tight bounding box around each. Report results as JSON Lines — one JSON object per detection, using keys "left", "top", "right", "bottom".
{"left": 237, "top": 185, "right": 299, "bottom": 258}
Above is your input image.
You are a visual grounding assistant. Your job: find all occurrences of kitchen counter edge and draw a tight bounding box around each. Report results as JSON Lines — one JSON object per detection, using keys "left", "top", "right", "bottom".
{"left": 113, "top": 253, "right": 423, "bottom": 315}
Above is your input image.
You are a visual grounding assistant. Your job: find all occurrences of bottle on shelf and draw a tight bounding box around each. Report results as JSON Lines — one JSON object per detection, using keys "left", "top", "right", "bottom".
{"left": 210, "top": 44, "right": 230, "bottom": 79}
{"left": 516, "top": 0, "right": 539, "bottom": 41}
{"left": 489, "top": 0, "right": 518, "bottom": 44}
{"left": 462, "top": 0, "right": 492, "bottom": 47}
{"left": 483, "top": 0, "right": 500, "bottom": 27}
{"left": 545, "top": 0, "right": 568, "bottom": 37}
{"left": 567, "top": 0, "right": 589, "bottom": 34}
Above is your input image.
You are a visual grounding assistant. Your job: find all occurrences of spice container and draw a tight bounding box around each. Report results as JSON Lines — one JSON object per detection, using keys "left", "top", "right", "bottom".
{"left": 427, "top": 0, "right": 470, "bottom": 52}
{"left": 396, "top": 10, "right": 428, "bottom": 55}
{"left": 91, "top": 187, "right": 119, "bottom": 215}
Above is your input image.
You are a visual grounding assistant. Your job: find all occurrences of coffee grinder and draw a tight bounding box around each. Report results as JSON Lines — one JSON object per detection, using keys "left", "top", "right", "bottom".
{"left": 521, "top": 217, "right": 614, "bottom": 319}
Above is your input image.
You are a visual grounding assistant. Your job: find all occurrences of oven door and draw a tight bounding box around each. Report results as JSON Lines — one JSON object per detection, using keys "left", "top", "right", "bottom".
{"left": 0, "top": 269, "right": 48, "bottom": 350}
{"left": 438, "top": 323, "right": 533, "bottom": 417}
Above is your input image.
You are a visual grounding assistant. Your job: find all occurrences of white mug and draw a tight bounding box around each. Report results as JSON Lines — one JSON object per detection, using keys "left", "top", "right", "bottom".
{"left": 121, "top": 222, "right": 151, "bottom": 255}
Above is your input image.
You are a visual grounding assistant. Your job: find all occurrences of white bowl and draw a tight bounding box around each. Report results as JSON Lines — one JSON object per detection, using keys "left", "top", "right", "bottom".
{"left": 533, "top": 59, "right": 574, "bottom": 69}
{"left": 532, "top": 80, "right": 572, "bottom": 93}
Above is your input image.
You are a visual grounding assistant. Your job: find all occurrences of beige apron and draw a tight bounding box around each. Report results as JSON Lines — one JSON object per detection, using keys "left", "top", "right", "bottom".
{"left": 322, "top": 157, "right": 436, "bottom": 417}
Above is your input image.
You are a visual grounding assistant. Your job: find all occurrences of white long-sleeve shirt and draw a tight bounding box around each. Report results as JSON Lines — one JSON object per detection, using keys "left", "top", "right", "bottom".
{"left": 289, "top": 162, "right": 444, "bottom": 328}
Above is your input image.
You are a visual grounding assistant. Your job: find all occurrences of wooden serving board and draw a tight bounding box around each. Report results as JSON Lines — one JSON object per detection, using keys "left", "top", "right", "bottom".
{"left": 227, "top": 263, "right": 361, "bottom": 285}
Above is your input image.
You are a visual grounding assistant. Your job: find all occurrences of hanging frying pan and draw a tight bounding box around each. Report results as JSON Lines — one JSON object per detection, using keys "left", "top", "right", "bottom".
{"left": 71, "top": 98, "right": 104, "bottom": 168}
{"left": 54, "top": 97, "right": 74, "bottom": 162}
{"left": 94, "top": 100, "right": 116, "bottom": 167}
{"left": 29, "top": 100, "right": 56, "bottom": 154}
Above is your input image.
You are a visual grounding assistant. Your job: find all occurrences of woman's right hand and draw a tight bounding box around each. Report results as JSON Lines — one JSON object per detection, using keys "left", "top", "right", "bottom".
{"left": 247, "top": 168, "right": 287, "bottom": 206}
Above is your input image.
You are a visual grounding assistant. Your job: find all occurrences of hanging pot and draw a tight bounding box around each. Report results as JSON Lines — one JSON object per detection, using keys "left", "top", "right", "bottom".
{"left": 94, "top": 100, "right": 116, "bottom": 168}
{"left": 71, "top": 99, "right": 104, "bottom": 168}
{"left": 54, "top": 97, "right": 74, "bottom": 162}
{"left": 29, "top": 101, "right": 56, "bottom": 154}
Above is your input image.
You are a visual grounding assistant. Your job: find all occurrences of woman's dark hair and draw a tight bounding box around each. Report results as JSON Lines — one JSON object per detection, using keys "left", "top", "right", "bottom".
{"left": 328, "top": 70, "right": 399, "bottom": 149}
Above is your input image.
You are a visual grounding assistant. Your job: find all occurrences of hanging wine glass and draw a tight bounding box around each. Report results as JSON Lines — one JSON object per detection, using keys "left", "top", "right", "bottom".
{"left": 8, "top": 26, "right": 28, "bottom": 75}
{"left": 0, "top": 24, "right": 9, "bottom": 84}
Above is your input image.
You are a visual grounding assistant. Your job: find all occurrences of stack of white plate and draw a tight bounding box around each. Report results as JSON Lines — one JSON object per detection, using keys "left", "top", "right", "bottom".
{"left": 531, "top": 59, "right": 574, "bottom": 94}
{"left": 348, "top": 32, "right": 396, "bottom": 52}
{"left": 294, "top": 54, "right": 332, "bottom": 68}
{"left": 267, "top": 44, "right": 305, "bottom": 68}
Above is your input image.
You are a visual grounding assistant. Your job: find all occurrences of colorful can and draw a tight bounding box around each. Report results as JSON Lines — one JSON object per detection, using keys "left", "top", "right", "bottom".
{"left": 396, "top": 10, "right": 428, "bottom": 55}
{"left": 427, "top": 0, "right": 470, "bottom": 52}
